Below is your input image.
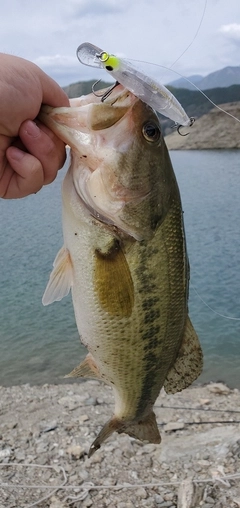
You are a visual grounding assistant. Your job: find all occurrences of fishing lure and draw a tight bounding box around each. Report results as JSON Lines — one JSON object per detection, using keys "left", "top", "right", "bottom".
{"left": 77, "top": 42, "right": 194, "bottom": 129}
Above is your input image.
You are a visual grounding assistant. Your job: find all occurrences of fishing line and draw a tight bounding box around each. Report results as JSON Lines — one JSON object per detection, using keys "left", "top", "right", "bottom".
{"left": 156, "top": 405, "right": 240, "bottom": 413}
{"left": 190, "top": 266, "right": 240, "bottom": 321}
{"left": 192, "top": 284, "right": 240, "bottom": 321}
{"left": 168, "top": 0, "right": 208, "bottom": 71}
{"left": 126, "top": 0, "right": 239, "bottom": 123}
{"left": 143, "top": 0, "right": 207, "bottom": 91}
{"left": 76, "top": 400, "right": 240, "bottom": 413}
{"left": 158, "top": 420, "right": 240, "bottom": 426}
{"left": 164, "top": 0, "right": 240, "bottom": 321}
{"left": 0, "top": 462, "right": 239, "bottom": 507}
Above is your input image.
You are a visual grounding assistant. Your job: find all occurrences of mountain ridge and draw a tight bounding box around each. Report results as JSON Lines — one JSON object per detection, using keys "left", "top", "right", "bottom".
{"left": 168, "top": 65, "right": 240, "bottom": 90}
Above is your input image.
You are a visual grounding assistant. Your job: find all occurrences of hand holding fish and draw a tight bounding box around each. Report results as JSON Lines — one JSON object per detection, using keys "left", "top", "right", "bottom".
{"left": 0, "top": 54, "right": 69, "bottom": 199}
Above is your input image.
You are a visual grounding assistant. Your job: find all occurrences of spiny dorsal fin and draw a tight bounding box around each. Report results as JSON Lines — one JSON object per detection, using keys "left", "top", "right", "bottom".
{"left": 42, "top": 246, "right": 73, "bottom": 306}
{"left": 164, "top": 316, "right": 203, "bottom": 394}
{"left": 94, "top": 241, "right": 134, "bottom": 318}
{"left": 65, "top": 353, "right": 102, "bottom": 381}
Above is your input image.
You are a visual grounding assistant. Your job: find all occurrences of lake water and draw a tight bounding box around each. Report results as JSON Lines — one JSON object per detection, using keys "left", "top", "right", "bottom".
{"left": 0, "top": 150, "right": 240, "bottom": 388}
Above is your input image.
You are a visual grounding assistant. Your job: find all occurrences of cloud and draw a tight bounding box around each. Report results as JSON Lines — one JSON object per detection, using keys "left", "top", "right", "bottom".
{"left": 69, "top": 0, "right": 129, "bottom": 17}
{"left": 219, "top": 23, "right": 240, "bottom": 40}
{"left": 1, "top": 0, "right": 240, "bottom": 88}
{"left": 34, "top": 54, "right": 77, "bottom": 69}
{"left": 33, "top": 53, "right": 106, "bottom": 86}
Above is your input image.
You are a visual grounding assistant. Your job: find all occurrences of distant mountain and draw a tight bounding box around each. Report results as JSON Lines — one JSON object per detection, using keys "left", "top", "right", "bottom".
{"left": 167, "top": 74, "right": 203, "bottom": 90}
{"left": 168, "top": 66, "right": 240, "bottom": 90}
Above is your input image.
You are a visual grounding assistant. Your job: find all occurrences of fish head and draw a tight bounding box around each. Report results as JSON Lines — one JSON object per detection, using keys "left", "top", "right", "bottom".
{"left": 39, "top": 85, "right": 178, "bottom": 241}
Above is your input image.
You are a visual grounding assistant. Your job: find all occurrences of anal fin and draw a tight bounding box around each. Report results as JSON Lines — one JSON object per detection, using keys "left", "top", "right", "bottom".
{"left": 164, "top": 316, "right": 203, "bottom": 394}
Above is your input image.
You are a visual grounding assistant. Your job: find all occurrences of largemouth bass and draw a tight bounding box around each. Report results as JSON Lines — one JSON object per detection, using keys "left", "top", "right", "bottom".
{"left": 40, "top": 85, "right": 203, "bottom": 457}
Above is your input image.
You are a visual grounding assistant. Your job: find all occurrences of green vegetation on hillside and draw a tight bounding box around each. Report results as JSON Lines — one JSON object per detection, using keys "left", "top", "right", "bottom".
{"left": 168, "top": 84, "right": 240, "bottom": 117}
{"left": 160, "top": 84, "right": 240, "bottom": 135}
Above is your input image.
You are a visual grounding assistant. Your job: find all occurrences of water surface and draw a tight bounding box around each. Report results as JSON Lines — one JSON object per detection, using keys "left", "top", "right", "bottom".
{"left": 0, "top": 150, "right": 239, "bottom": 387}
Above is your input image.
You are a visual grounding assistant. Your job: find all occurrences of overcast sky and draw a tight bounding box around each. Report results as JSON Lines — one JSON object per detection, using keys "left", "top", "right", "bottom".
{"left": 1, "top": 0, "right": 240, "bottom": 87}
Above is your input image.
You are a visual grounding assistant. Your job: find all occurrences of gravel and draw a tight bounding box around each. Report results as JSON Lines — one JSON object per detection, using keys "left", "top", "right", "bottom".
{"left": 0, "top": 381, "right": 239, "bottom": 507}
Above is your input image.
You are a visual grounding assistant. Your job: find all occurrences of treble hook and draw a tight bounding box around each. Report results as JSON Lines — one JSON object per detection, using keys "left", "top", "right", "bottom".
{"left": 91, "top": 80, "right": 120, "bottom": 101}
{"left": 91, "top": 79, "right": 104, "bottom": 97}
{"left": 177, "top": 117, "right": 195, "bottom": 136}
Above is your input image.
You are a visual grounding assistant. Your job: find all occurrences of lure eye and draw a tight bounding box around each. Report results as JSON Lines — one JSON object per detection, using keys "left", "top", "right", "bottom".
{"left": 142, "top": 122, "right": 161, "bottom": 143}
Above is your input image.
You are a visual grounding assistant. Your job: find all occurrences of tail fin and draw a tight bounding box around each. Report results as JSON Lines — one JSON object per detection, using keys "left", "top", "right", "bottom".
{"left": 88, "top": 411, "right": 161, "bottom": 457}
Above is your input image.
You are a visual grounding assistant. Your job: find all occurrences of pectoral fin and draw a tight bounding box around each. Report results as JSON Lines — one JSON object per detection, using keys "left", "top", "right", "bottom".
{"left": 65, "top": 353, "right": 102, "bottom": 381}
{"left": 164, "top": 316, "right": 203, "bottom": 394}
{"left": 94, "top": 241, "right": 134, "bottom": 318}
{"left": 42, "top": 246, "right": 73, "bottom": 306}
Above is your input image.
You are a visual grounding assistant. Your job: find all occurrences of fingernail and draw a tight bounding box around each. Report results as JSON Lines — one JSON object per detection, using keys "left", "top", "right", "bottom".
{"left": 8, "top": 147, "right": 25, "bottom": 161}
{"left": 25, "top": 121, "right": 40, "bottom": 138}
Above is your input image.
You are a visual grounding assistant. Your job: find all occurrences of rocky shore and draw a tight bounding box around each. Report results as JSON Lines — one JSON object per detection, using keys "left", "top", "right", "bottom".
{"left": 165, "top": 102, "right": 240, "bottom": 150}
{"left": 0, "top": 381, "right": 240, "bottom": 508}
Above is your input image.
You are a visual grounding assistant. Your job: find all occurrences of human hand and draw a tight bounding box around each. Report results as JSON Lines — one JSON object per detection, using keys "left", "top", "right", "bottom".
{"left": 0, "top": 53, "right": 69, "bottom": 198}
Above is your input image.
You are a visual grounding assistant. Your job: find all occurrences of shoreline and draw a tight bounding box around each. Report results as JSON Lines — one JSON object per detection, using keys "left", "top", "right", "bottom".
{"left": 0, "top": 381, "right": 240, "bottom": 507}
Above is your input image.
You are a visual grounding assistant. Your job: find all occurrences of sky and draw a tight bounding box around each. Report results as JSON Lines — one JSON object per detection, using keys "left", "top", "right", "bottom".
{"left": 1, "top": 0, "right": 240, "bottom": 87}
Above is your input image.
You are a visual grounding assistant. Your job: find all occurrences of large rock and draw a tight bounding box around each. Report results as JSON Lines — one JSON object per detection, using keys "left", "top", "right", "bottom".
{"left": 165, "top": 102, "right": 240, "bottom": 150}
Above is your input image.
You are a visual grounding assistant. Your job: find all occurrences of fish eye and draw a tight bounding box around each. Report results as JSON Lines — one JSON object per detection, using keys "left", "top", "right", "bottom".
{"left": 142, "top": 122, "right": 161, "bottom": 143}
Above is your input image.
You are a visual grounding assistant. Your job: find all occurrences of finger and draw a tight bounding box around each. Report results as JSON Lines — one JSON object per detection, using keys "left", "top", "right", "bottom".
{"left": 40, "top": 70, "right": 69, "bottom": 108}
{"left": 19, "top": 120, "right": 66, "bottom": 185}
{"left": 4, "top": 147, "right": 44, "bottom": 198}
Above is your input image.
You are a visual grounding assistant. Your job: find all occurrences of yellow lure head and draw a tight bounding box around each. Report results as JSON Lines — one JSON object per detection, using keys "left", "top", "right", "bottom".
{"left": 99, "top": 51, "right": 120, "bottom": 71}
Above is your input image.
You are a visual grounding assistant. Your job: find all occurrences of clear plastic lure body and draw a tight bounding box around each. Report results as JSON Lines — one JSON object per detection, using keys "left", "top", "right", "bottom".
{"left": 77, "top": 42, "right": 194, "bottom": 127}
